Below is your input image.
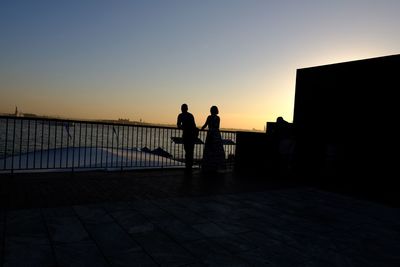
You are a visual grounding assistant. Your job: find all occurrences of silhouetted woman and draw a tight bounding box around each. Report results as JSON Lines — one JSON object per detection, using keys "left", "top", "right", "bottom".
{"left": 201, "top": 106, "right": 226, "bottom": 172}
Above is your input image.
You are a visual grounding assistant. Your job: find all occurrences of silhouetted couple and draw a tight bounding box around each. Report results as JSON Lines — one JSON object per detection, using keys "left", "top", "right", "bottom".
{"left": 177, "top": 104, "right": 225, "bottom": 173}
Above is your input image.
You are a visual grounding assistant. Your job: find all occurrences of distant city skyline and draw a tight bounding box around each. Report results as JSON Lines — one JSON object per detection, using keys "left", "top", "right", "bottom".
{"left": 1, "top": 106, "right": 262, "bottom": 132}
{"left": 1, "top": 1, "right": 400, "bottom": 130}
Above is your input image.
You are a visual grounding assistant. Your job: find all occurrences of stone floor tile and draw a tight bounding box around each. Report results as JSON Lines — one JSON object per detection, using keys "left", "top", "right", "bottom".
{"left": 84, "top": 222, "right": 142, "bottom": 258}
{"left": 341, "top": 252, "right": 393, "bottom": 267}
{"left": 288, "top": 229, "right": 339, "bottom": 256}
{"left": 211, "top": 194, "right": 251, "bottom": 208}
{"left": 256, "top": 248, "right": 308, "bottom": 267}
{"left": 153, "top": 202, "right": 208, "bottom": 224}
{"left": 346, "top": 229, "right": 400, "bottom": 265}
{"left": 182, "top": 204, "right": 228, "bottom": 221}
{"left": 239, "top": 198, "right": 282, "bottom": 214}
{"left": 259, "top": 224, "right": 303, "bottom": 247}
{"left": 179, "top": 263, "right": 206, "bottom": 267}
{"left": 109, "top": 209, "right": 155, "bottom": 235}
{"left": 352, "top": 258, "right": 400, "bottom": 267}
{"left": 183, "top": 239, "right": 248, "bottom": 266}
{"left": 237, "top": 217, "right": 288, "bottom": 235}
{"left": 133, "top": 230, "right": 197, "bottom": 266}
{"left": 107, "top": 249, "right": 158, "bottom": 267}
{"left": 302, "top": 259, "right": 351, "bottom": 267}
{"left": 102, "top": 201, "right": 135, "bottom": 212}
{"left": 54, "top": 242, "right": 110, "bottom": 267}
{"left": 46, "top": 216, "right": 91, "bottom": 244}
{"left": 3, "top": 243, "right": 55, "bottom": 267}
{"left": 74, "top": 204, "right": 114, "bottom": 224}
{"left": 155, "top": 219, "right": 204, "bottom": 242}
{"left": 186, "top": 200, "right": 238, "bottom": 221}
{"left": 130, "top": 200, "right": 176, "bottom": 222}
{"left": 228, "top": 206, "right": 269, "bottom": 220}
{"left": 302, "top": 248, "right": 356, "bottom": 267}
{"left": 237, "top": 231, "right": 285, "bottom": 251}
{"left": 41, "top": 206, "right": 76, "bottom": 218}
{"left": 325, "top": 231, "right": 366, "bottom": 256}
{"left": 210, "top": 234, "right": 258, "bottom": 253}
{"left": 177, "top": 198, "right": 214, "bottom": 213}
{"left": 213, "top": 221, "right": 252, "bottom": 234}
{"left": 6, "top": 209, "right": 49, "bottom": 245}
{"left": 236, "top": 249, "right": 278, "bottom": 267}
{"left": 237, "top": 231, "right": 308, "bottom": 266}
{"left": 281, "top": 214, "right": 335, "bottom": 236}
{"left": 192, "top": 223, "right": 231, "bottom": 238}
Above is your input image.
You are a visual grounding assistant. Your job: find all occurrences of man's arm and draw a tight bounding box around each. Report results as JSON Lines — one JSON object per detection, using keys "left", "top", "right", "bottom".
{"left": 177, "top": 114, "right": 182, "bottom": 128}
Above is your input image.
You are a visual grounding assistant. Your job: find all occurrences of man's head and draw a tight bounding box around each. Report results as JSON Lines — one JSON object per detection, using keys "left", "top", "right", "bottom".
{"left": 181, "top": 103, "right": 188, "bottom": 113}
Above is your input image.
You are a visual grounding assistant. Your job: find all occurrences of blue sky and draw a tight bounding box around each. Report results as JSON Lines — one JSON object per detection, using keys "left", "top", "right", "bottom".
{"left": 1, "top": 0, "right": 399, "bottom": 130}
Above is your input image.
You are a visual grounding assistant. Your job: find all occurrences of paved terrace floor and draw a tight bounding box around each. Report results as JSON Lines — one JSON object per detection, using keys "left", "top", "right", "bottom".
{"left": 0, "top": 169, "right": 399, "bottom": 267}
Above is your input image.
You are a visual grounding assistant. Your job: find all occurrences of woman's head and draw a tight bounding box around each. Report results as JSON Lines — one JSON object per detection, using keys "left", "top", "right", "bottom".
{"left": 210, "top": 106, "right": 219, "bottom": 115}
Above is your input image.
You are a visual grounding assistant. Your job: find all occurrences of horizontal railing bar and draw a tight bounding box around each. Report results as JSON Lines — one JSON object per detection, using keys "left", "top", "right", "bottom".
{"left": 0, "top": 115, "right": 240, "bottom": 133}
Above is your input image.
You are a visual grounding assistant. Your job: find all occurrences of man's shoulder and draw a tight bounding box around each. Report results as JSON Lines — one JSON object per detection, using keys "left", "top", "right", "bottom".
{"left": 183, "top": 112, "right": 194, "bottom": 119}
{"left": 178, "top": 112, "right": 194, "bottom": 121}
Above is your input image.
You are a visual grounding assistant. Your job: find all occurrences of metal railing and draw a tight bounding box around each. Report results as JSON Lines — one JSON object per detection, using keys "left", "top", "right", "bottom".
{"left": 0, "top": 116, "right": 236, "bottom": 173}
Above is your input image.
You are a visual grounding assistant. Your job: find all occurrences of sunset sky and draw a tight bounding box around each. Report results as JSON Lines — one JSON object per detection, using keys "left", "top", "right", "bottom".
{"left": 1, "top": 0, "right": 399, "bottom": 130}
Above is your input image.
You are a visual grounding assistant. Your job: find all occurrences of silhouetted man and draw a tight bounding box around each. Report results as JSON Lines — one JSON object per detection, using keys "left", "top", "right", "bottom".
{"left": 271, "top": 116, "right": 294, "bottom": 176}
{"left": 177, "top": 104, "right": 198, "bottom": 170}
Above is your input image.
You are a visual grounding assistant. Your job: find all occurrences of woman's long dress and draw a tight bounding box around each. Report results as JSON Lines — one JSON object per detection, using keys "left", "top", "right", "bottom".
{"left": 202, "top": 115, "right": 226, "bottom": 172}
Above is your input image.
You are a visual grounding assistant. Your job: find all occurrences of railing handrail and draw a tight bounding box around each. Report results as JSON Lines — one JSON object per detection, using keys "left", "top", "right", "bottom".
{"left": 0, "top": 115, "right": 238, "bottom": 134}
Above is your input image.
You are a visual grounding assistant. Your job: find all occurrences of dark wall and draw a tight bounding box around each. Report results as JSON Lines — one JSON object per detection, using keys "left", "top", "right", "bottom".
{"left": 234, "top": 131, "right": 270, "bottom": 172}
{"left": 293, "top": 54, "right": 400, "bottom": 201}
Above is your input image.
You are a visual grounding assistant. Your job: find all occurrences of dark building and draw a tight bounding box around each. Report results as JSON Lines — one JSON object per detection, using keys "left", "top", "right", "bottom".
{"left": 293, "top": 54, "right": 400, "bottom": 202}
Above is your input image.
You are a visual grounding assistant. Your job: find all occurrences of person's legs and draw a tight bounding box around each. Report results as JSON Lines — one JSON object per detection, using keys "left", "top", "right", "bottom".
{"left": 184, "top": 142, "right": 194, "bottom": 169}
